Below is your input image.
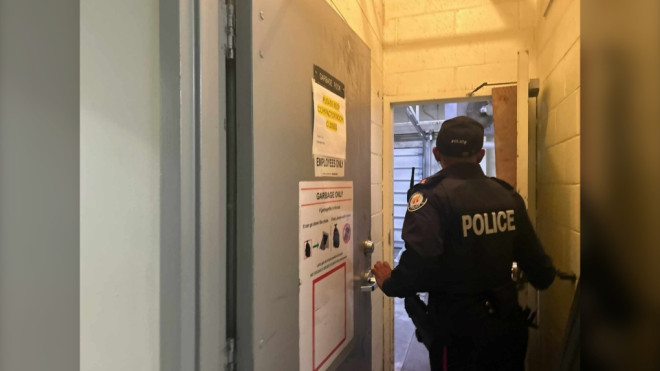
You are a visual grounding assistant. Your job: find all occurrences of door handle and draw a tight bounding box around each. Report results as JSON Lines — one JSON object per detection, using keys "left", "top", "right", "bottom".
{"left": 511, "top": 262, "right": 526, "bottom": 291}
{"left": 363, "top": 240, "right": 374, "bottom": 254}
{"left": 556, "top": 270, "right": 578, "bottom": 283}
{"left": 361, "top": 270, "right": 376, "bottom": 292}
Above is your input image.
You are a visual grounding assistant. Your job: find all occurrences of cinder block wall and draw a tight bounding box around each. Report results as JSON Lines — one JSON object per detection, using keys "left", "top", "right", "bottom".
{"left": 328, "top": 0, "right": 580, "bottom": 369}
{"left": 532, "top": 0, "right": 580, "bottom": 369}
{"left": 323, "top": 1, "right": 386, "bottom": 370}
{"left": 383, "top": 0, "right": 538, "bottom": 99}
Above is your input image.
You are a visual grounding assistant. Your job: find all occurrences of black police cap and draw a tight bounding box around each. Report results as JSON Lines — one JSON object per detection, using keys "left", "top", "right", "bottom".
{"left": 435, "top": 116, "right": 484, "bottom": 157}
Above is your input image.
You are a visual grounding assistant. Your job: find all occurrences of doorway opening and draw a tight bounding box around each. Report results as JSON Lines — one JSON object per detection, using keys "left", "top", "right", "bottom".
{"left": 391, "top": 99, "right": 496, "bottom": 370}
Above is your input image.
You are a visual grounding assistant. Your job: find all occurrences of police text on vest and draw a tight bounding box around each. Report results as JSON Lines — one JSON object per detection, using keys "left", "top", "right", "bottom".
{"left": 462, "top": 210, "right": 515, "bottom": 237}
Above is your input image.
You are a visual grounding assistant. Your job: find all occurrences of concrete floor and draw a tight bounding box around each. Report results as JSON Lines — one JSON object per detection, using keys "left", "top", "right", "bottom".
{"left": 394, "top": 297, "right": 431, "bottom": 371}
{"left": 392, "top": 247, "right": 431, "bottom": 370}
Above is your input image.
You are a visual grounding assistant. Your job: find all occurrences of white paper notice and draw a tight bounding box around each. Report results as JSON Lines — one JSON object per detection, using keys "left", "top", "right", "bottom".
{"left": 312, "top": 65, "right": 346, "bottom": 177}
{"left": 299, "top": 181, "right": 354, "bottom": 371}
{"left": 313, "top": 155, "right": 345, "bottom": 178}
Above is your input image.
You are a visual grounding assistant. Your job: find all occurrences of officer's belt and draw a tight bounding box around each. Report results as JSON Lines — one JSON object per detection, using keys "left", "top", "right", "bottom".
{"left": 427, "top": 281, "right": 520, "bottom": 318}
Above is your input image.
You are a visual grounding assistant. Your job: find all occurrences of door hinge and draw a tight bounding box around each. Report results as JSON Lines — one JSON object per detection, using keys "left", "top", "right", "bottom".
{"left": 225, "top": 3, "right": 236, "bottom": 59}
{"left": 225, "top": 337, "right": 236, "bottom": 371}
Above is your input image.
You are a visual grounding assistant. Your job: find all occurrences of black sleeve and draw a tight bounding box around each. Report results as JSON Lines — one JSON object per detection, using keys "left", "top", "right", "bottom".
{"left": 400, "top": 188, "right": 446, "bottom": 261}
{"left": 381, "top": 249, "right": 436, "bottom": 297}
{"left": 512, "top": 193, "right": 556, "bottom": 289}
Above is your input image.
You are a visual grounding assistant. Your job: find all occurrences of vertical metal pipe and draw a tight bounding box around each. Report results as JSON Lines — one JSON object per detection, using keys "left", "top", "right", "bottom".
{"left": 225, "top": 0, "right": 238, "bottom": 369}
{"left": 424, "top": 133, "right": 434, "bottom": 178}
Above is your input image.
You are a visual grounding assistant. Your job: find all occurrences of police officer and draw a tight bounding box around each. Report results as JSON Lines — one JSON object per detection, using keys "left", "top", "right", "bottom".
{"left": 372, "top": 116, "right": 556, "bottom": 370}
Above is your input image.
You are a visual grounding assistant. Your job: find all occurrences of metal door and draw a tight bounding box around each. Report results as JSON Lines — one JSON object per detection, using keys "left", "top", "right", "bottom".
{"left": 235, "top": 0, "right": 372, "bottom": 369}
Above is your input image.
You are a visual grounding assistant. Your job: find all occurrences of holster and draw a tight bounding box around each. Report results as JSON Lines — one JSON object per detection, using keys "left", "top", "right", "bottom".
{"left": 404, "top": 295, "right": 448, "bottom": 351}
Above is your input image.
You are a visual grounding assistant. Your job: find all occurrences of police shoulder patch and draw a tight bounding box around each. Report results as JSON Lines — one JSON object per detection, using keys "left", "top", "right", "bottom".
{"left": 407, "top": 192, "right": 428, "bottom": 212}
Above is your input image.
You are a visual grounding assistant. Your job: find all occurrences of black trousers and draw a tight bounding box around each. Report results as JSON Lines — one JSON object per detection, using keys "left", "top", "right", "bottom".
{"left": 429, "top": 322, "right": 528, "bottom": 371}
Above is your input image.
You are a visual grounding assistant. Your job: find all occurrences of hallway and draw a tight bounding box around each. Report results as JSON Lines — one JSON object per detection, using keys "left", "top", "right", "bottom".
{"left": 395, "top": 297, "right": 431, "bottom": 371}
{"left": 0, "top": 0, "right": 594, "bottom": 370}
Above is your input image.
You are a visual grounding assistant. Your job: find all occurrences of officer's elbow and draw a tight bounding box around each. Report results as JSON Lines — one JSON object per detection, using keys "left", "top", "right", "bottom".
{"left": 529, "top": 269, "right": 556, "bottom": 290}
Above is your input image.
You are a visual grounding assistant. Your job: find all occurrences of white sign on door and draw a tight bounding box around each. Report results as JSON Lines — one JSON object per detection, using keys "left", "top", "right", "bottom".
{"left": 299, "top": 181, "right": 354, "bottom": 371}
{"left": 312, "top": 65, "right": 346, "bottom": 177}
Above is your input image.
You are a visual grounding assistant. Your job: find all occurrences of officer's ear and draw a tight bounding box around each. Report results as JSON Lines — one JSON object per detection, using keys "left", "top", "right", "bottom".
{"left": 476, "top": 149, "right": 486, "bottom": 163}
{"left": 432, "top": 147, "right": 442, "bottom": 163}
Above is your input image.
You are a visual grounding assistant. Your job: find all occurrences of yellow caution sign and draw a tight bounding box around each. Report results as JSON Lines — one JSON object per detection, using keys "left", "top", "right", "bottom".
{"left": 326, "top": 120, "right": 338, "bottom": 132}
{"left": 317, "top": 105, "right": 344, "bottom": 124}
{"left": 312, "top": 66, "right": 346, "bottom": 168}
{"left": 322, "top": 95, "right": 340, "bottom": 111}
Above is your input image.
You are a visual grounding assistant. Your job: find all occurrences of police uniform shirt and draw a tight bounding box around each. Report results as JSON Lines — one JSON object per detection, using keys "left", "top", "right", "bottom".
{"left": 381, "top": 162, "right": 555, "bottom": 298}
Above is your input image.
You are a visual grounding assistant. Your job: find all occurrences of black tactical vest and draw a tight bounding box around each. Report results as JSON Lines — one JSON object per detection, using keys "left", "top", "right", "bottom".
{"left": 403, "top": 163, "right": 521, "bottom": 294}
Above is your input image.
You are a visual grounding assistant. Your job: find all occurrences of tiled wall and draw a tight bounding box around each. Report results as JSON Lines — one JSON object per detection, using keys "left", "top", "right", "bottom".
{"left": 533, "top": 0, "right": 580, "bottom": 369}
{"left": 323, "top": 1, "right": 386, "bottom": 369}
{"left": 383, "top": 0, "right": 538, "bottom": 100}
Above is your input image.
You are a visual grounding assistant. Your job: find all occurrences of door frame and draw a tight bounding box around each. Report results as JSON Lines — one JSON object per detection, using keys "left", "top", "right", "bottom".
{"left": 160, "top": 1, "right": 227, "bottom": 370}
{"left": 383, "top": 93, "right": 494, "bottom": 371}
{"left": 158, "top": 0, "right": 196, "bottom": 369}
{"left": 382, "top": 69, "right": 534, "bottom": 369}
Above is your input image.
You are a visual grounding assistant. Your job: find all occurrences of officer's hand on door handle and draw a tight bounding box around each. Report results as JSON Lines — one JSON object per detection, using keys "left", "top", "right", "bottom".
{"left": 371, "top": 261, "right": 392, "bottom": 288}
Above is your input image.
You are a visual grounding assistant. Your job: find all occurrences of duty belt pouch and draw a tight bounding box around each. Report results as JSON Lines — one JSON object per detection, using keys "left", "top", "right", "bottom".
{"left": 488, "top": 282, "right": 520, "bottom": 321}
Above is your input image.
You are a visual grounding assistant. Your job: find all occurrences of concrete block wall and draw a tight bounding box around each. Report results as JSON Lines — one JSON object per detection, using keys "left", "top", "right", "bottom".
{"left": 324, "top": 1, "right": 386, "bottom": 369}
{"left": 331, "top": 1, "right": 581, "bottom": 369}
{"left": 383, "top": 0, "right": 538, "bottom": 100}
{"left": 383, "top": 1, "right": 581, "bottom": 369}
{"left": 532, "top": 0, "right": 580, "bottom": 369}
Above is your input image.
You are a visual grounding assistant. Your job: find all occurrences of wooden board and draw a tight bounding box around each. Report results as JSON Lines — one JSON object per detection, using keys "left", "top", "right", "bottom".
{"left": 492, "top": 86, "right": 518, "bottom": 187}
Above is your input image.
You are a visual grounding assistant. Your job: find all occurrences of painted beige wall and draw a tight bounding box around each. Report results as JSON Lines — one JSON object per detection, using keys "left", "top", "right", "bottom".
{"left": 532, "top": 0, "right": 580, "bottom": 369}
{"left": 383, "top": 0, "right": 538, "bottom": 101}
{"left": 80, "top": 0, "right": 161, "bottom": 369}
{"left": 323, "top": 1, "right": 387, "bottom": 369}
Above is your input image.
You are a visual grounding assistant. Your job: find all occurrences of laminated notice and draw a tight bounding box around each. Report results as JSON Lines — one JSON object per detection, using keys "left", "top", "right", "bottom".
{"left": 299, "top": 181, "right": 354, "bottom": 371}
{"left": 312, "top": 65, "right": 346, "bottom": 177}
{"left": 314, "top": 155, "right": 345, "bottom": 177}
